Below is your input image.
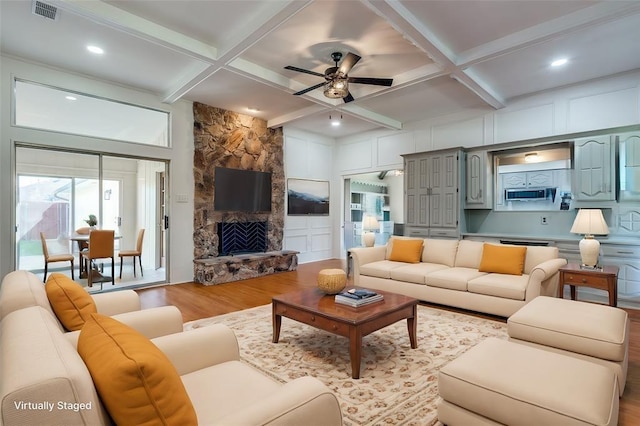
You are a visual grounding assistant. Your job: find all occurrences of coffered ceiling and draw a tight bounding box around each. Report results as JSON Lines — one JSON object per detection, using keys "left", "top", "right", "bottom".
{"left": 2, "top": 0, "right": 640, "bottom": 138}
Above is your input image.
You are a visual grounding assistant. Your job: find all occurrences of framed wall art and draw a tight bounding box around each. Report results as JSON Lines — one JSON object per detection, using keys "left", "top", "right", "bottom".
{"left": 287, "top": 178, "right": 330, "bottom": 215}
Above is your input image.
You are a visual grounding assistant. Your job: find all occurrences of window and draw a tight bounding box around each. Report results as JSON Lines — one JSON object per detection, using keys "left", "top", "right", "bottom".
{"left": 14, "top": 80, "right": 169, "bottom": 146}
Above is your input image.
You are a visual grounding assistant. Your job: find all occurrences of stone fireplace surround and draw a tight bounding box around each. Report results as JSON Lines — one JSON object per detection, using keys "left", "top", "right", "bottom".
{"left": 192, "top": 103, "right": 297, "bottom": 285}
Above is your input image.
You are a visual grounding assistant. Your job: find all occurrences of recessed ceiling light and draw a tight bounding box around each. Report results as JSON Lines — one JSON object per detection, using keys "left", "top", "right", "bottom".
{"left": 87, "top": 45, "right": 104, "bottom": 55}
{"left": 65, "top": 96, "right": 77, "bottom": 101}
{"left": 551, "top": 58, "right": 568, "bottom": 67}
{"left": 247, "top": 107, "right": 259, "bottom": 113}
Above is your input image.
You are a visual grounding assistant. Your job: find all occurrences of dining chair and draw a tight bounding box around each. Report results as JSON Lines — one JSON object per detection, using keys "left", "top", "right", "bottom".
{"left": 82, "top": 230, "right": 115, "bottom": 287}
{"left": 40, "top": 233, "right": 75, "bottom": 281}
{"left": 118, "top": 229, "right": 145, "bottom": 279}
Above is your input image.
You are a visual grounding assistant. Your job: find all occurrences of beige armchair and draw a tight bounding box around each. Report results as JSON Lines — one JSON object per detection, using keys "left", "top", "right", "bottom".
{"left": 0, "top": 305, "right": 343, "bottom": 426}
{"left": 0, "top": 270, "right": 183, "bottom": 339}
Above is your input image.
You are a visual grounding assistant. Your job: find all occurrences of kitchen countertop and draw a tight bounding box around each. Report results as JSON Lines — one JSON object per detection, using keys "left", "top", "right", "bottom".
{"left": 462, "top": 232, "right": 640, "bottom": 246}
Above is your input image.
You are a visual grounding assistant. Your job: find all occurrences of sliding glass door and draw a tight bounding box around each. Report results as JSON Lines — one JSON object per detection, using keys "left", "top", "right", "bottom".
{"left": 15, "top": 146, "right": 168, "bottom": 289}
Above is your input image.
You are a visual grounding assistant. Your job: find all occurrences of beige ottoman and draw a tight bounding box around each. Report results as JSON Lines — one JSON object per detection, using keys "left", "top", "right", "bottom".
{"left": 317, "top": 269, "right": 347, "bottom": 294}
{"left": 438, "top": 338, "right": 619, "bottom": 426}
{"left": 508, "top": 296, "right": 629, "bottom": 395}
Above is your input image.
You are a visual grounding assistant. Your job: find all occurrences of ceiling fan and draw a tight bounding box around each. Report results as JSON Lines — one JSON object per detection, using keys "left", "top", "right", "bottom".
{"left": 285, "top": 52, "right": 393, "bottom": 103}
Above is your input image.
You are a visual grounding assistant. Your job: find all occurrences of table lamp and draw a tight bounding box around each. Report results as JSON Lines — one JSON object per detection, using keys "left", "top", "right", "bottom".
{"left": 361, "top": 215, "right": 379, "bottom": 247}
{"left": 569, "top": 209, "right": 609, "bottom": 268}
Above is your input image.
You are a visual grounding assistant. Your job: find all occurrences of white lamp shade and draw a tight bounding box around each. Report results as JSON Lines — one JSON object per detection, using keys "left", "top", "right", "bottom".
{"left": 570, "top": 209, "right": 609, "bottom": 236}
{"left": 362, "top": 215, "right": 380, "bottom": 231}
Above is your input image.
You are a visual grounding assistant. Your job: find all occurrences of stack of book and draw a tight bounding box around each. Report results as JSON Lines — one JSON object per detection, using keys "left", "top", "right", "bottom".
{"left": 335, "top": 288, "right": 384, "bottom": 307}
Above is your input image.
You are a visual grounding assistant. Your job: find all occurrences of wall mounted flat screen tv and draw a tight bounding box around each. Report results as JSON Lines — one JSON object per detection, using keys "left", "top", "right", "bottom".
{"left": 214, "top": 167, "right": 272, "bottom": 212}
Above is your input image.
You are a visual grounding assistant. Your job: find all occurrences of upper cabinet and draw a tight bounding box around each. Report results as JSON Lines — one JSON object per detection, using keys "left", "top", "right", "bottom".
{"left": 404, "top": 149, "right": 461, "bottom": 235}
{"left": 465, "top": 150, "right": 493, "bottom": 209}
{"left": 617, "top": 131, "right": 640, "bottom": 201}
{"left": 573, "top": 135, "right": 616, "bottom": 201}
{"left": 501, "top": 170, "right": 553, "bottom": 189}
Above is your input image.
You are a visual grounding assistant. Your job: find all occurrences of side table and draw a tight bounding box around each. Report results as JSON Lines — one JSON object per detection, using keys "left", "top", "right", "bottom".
{"left": 558, "top": 263, "right": 619, "bottom": 307}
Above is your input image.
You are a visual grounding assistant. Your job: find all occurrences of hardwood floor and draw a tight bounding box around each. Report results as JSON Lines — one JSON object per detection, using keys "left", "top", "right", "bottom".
{"left": 136, "top": 259, "right": 640, "bottom": 425}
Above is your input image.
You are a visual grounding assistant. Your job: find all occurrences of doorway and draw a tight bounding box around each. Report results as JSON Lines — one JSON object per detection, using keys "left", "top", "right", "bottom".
{"left": 343, "top": 170, "right": 404, "bottom": 251}
{"left": 15, "top": 145, "right": 168, "bottom": 291}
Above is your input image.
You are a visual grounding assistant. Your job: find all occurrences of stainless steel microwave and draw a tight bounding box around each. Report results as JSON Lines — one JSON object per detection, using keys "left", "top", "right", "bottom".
{"left": 505, "top": 188, "right": 555, "bottom": 201}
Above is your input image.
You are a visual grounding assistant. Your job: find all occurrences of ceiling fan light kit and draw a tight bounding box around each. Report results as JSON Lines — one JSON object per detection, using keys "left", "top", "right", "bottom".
{"left": 324, "top": 78, "right": 349, "bottom": 98}
{"left": 285, "top": 51, "right": 393, "bottom": 103}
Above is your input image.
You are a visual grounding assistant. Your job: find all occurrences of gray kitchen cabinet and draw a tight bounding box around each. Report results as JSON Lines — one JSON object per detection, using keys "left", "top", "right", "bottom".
{"left": 617, "top": 131, "right": 640, "bottom": 201}
{"left": 502, "top": 170, "right": 553, "bottom": 189}
{"left": 574, "top": 135, "right": 616, "bottom": 201}
{"left": 404, "top": 149, "right": 461, "bottom": 237}
{"left": 465, "top": 150, "right": 493, "bottom": 209}
{"left": 601, "top": 243, "right": 640, "bottom": 297}
{"left": 526, "top": 170, "right": 554, "bottom": 187}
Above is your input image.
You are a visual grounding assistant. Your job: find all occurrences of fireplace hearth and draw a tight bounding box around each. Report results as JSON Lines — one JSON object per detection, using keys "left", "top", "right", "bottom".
{"left": 218, "top": 221, "right": 268, "bottom": 256}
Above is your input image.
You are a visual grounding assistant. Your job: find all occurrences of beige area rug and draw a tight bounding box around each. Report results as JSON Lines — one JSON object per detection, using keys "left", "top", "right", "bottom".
{"left": 184, "top": 304, "right": 507, "bottom": 426}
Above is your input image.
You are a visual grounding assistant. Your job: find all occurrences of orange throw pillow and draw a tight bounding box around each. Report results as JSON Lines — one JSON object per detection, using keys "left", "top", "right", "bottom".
{"left": 78, "top": 314, "right": 198, "bottom": 426}
{"left": 45, "top": 273, "right": 97, "bottom": 331}
{"left": 478, "top": 243, "right": 527, "bottom": 275}
{"left": 388, "top": 239, "right": 424, "bottom": 263}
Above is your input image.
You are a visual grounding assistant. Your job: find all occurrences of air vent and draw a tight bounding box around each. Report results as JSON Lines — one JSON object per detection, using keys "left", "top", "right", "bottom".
{"left": 32, "top": 1, "right": 59, "bottom": 21}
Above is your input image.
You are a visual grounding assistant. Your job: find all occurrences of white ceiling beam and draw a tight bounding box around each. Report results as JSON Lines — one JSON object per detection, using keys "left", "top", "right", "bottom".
{"left": 229, "top": 57, "right": 404, "bottom": 130}
{"left": 216, "top": 1, "right": 313, "bottom": 60}
{"left": 52, "top": 0, "right": 218, "bottom": 62}
{"left": 341, "top": 104, "right": 402, "bottom": 130}
{"left": 363, "top": 0, "right": 504, "bottom": 110}
{"left": 162, "top": 63, "right": 222, "bottom": 105}
{"left": 458, "top": 2, "right": 640, "bottom": 68}
{"left": 55, "top": 0, "right": 314, "bottom": 104}
{"left": 164, "top": 1, "right": 312, "bottom": 103}
{"left": 268, "top": 105, "right": 328, "bottom": 129}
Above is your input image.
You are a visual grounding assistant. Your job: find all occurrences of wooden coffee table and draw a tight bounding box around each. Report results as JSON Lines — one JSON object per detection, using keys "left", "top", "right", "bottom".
{"left": 272, "top": 288, "right": 418, "bottom": 379}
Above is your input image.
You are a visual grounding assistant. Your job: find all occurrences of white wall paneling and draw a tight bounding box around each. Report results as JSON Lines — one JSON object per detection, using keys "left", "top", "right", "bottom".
{"left": 432, "top": 116, "right": 485, "bottom": 149}
{"left": 283, "top": 135, "right": 308, "bottom": 177}
{"left": 568, "top": 87, "right": 639, "bottom": 133}
{"left": 283, "top": 234, "right": 307, "bottom": 253}
{"left": 377, "top": 132, "right": 414, "bottom": 168}
{"left": 283, "top": 128, "right": 337, "bottom": 263}
{"left": 336, "top": 138, "right": 374, "bottom": 172}
{"left": 494, "top": 103, "right": 554, "bottom": 143}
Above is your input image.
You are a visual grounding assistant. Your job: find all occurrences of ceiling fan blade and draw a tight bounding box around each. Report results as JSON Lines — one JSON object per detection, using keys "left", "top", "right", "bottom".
{"left": 292, "top": 82, "right": 325, "bottom": 96}
{"left": 338, "top": 52, "right": 361, "bottom": 75}
{"left": 284, "top": 65, "right": 325, "bottom": 78}
{"left": 348, "top": 77, "right": 393, "bottom": 86}
{"left": 343, "top": 92, "right": 355, "bottom": 103}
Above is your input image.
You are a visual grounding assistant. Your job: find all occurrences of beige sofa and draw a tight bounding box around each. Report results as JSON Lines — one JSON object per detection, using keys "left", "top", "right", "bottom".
{"left": 0, "top": 305, "right": 342, "bottom": 425}
{"left": 351, "top": 237, "right": 567, "bottom": 317}
{"left": 0, "top": 270, "right": 184, "bottom": 338}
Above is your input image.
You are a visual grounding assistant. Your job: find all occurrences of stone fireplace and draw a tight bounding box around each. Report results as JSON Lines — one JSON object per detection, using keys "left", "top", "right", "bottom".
{"left": 192, "top": 103, "right": 297, "bottom": 285}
